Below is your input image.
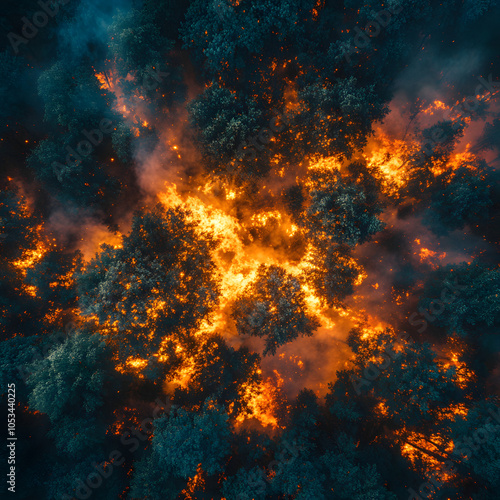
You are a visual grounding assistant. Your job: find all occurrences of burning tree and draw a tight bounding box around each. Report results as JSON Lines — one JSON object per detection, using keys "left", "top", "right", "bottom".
{"left": 77, "top": 204, "right": 220, "bottom": 361}
{"left": 305, "top": 167, "right": 385, "bottom": 246}
{"left": 305, "top": 243, "right": 362, "bottom": 307}
{"left": 232, "top": 264, "right": 320, "bottom": 356}
{"left": 3, "top": 0, "right": 500, "bottom": 498}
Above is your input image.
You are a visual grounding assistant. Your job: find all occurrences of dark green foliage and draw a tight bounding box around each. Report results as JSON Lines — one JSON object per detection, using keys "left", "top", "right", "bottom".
{"left": 108, "top": 10, "right": 174, "bottom": 80}
{"left": 270, "top": 433, "right": 396, "bottom": 499}
{"left": 480, "top": 118, "right": 500, "bottom": 152}
{"left": 306, "top": 244, "right": 361, "bottom": 306}
{"left": 451, "top": 399, "right": 500, "bottom": 489}
{"left": 232, "top": 264, "right": 319, "bottom": 355}
{"left": 419, "top": 262, "right": 500, "bottom": 337}
{"left": 0, "top": 187, "right": 38, "bottom": 262}
{"left": 181, "top": 0, "right": 316, "bottom": 77}
{"left": 107, "top": 7, "right": 184, "bottom": 107}
{"left": 177, "top": 334, "right": 261, "bottom": 413}
{"left": 27, "top": 331, "right": 113, "bottom": 456}
{"left": 153, "top": 401, "right": 231, "bottom": 476}
{"left": 318, "top": 436, "right": 397, "bottom": 500}
{"left": 130, "top": 449, "right": 186, "bottom": 500}
{"left": 424, "top": 164, "right": 493, "bottom": 233}
{"left": 37, "top": 62, "right": 115, "bottom": 132}
{"left": 462, "top": 0, "right": 498, "bottom": 22}
{"left": 47, "top": 454, "right": 126, "bottom": 500}
{"left": 271, "top": 456, "right": 327, "bottom": 499}
{"left": 0, "top": 335, "right": 37, "bottom": 397}
{"left": 27, "top": 61, "right": 124, "bottom": 211}
{"left": 306, "top": 168, "right": 385, "bottom": 246}
{"left": 294, "top": 78, "right": 388, "bottom": 159}
{"left": 78, "top": 204, "right": 220, "bottom": 360}
{"left": 0, "top": 188, "right": 81, "bottom": 340}
{"left": 26, "top": 246, "right": 82, "bottom": 309}
{"left": 348, "top": 326, "right": 460, "bottom": 425}
{"left": 26, "top": 331, "right": 109, "bottom": 421}
{"left": 188, "top": 82, "right": 262, "bottom": 162}
{"left": 141, "top": 0, "right": 191, "bottom": 37}
{"left": 222, "top": 466, "right": 270, "bottom": 500}
{"left": 376, "top": 341, "right": 459, "bottom": 426}
{"left": 28, "top": 136, "right": 120, "bottom": 210}
{"left": 3, "top": 1, "right": 500, "bottom": 499}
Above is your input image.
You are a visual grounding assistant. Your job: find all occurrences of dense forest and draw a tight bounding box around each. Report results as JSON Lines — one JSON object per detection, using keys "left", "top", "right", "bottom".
{"left": 1, "top": 0, "right": 500, "bottom": 499}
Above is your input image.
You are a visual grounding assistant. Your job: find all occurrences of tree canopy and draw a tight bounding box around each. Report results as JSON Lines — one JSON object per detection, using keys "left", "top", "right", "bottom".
{"left": 78, "top": 204, "right": 220, "bottom": 360}
{"left": 232, "top": 264, "right": 319, "bottom": 355}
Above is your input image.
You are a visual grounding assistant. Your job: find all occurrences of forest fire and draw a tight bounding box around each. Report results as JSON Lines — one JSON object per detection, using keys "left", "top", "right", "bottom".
{"left": 235, "top": 374, "right": 281, "bottom": 429}
{"left": 12, "top": 225, "right": 47, "bottom": 274}
{"left": 156, "top": 180, "right": 366, "bottom": 350}
{"left": 2, "top": 1, "right": 500, "bottom": 499}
